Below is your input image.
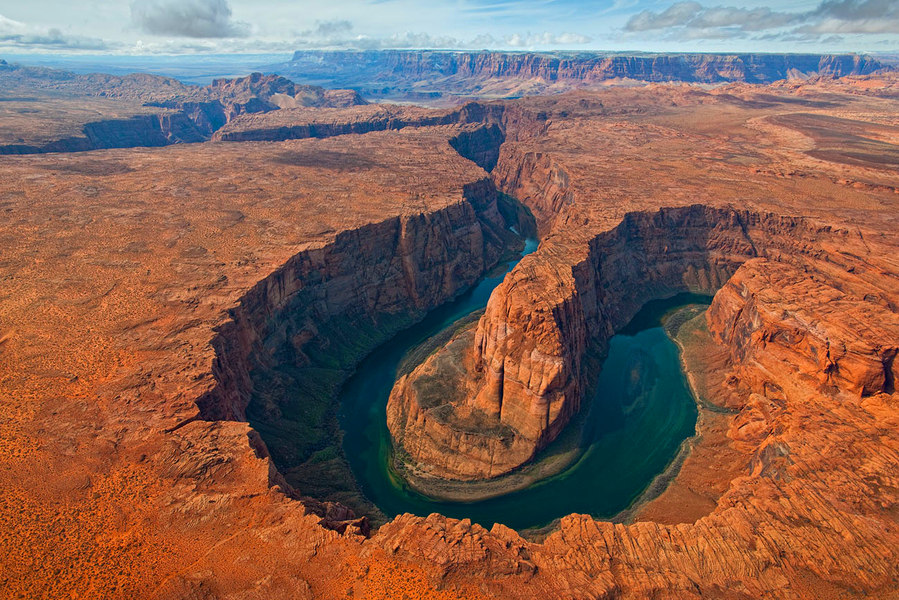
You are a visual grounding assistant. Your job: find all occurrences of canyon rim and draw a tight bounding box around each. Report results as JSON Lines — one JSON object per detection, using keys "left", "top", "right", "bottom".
{"left": 1, "top": 20, "right": 899, "bottom": 600}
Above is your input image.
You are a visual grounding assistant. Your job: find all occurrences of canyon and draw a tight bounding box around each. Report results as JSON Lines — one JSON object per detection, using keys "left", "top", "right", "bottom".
{"left": 387, "top": 206, "right": 899, "bottom": 481}
{"left": 0, "top": 63, "right": 898, "bottom": 600}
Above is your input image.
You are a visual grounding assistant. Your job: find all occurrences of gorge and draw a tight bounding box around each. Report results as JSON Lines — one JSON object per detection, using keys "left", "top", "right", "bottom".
{"left": 343, "top": 286, "right": 705, "bottom": 529}
{"left": 2, "top": 65, "right": 899, "bottom": 600}
{"left": 386, "top": 206, "right": 899, "bottom": 484}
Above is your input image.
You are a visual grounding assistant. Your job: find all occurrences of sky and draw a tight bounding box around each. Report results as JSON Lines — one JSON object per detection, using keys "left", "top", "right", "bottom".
{"left": 0, "top": 0, "right": 897, "bottom": 55}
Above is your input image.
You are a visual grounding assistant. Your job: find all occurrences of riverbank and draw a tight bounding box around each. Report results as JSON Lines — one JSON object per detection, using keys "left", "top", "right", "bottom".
{"left": 611, "top": 306, "right": 716, "bottom": 524}
{"left": 368, "top": 294, "right": 706, "bottom": 529}
{"left": 627, "top": 304, "right": 750, "bottom": 526}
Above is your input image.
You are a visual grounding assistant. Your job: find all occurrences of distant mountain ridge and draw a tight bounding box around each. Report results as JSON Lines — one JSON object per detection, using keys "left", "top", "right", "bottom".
{"left": 0, "top": 62, "right": 365, "bottom": 154}
{"left": 0, "top": 60, "right": 365, "bottom": 107}
{"left": 273, "top": 51, "right": 886, "bottom": 102}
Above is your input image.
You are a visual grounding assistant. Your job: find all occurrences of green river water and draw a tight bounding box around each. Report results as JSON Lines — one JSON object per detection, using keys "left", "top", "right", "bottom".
{"left": 338, "top": 240, "right": 706, "bottom": 530}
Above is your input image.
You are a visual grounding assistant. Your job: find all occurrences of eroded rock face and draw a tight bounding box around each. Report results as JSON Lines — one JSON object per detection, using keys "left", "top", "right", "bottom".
{"left": 387, "top": 327, "right": 539, "bottom": 480}
{"left": 709, "top": 258, "right": 898, "bottom": 398}
{"left": 490, "top": 146, "right": 572, "bottom": 235}
{"left": 4, "top": 73, "right": 899, "bottom": 600}
{"left": 199, "top": 179, "right": 510, "bottom": 423}
{"left": 277, "top": 50, "right": 884, "bottom": 101}
{"left": 388, "top": 206, "right": 899, "bottom": 481}
{"left": 212, "top": 102, "right": 506, "bottom": 146}
{"left": 0, "top": 66, "right": 365, "bottom": 154}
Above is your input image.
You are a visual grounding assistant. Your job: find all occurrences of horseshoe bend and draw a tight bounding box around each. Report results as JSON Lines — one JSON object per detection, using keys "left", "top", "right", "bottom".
{"left": 2, "top": 55, "right": 899, "bottom": 600}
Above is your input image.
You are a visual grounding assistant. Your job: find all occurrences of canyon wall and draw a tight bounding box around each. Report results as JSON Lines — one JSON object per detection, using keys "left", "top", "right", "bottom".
{"left": 490, "top": 145, "right": 572, "bottom": 235}
{"left": 185, "top": 177, "right": 520, "bottom": 519}
{"left": 0, "top": 98, "right": 361, "bottom": 155}
{"left": 389, "top": 205, "right": 897, "bottom": 480}
{"left": 0, "top": 115, "right": 205, "bottom": 154}
{"left": 212, "top": 102, "right": 506, "bottom": 145}
{"left": 0, "top": 102, "right": 255, "bottom": 154}
{"left": 709, "top": 258, "right": 898, "bottom": 398}
{"left": 196, "top": 179, "right": 510, "bottom": 424}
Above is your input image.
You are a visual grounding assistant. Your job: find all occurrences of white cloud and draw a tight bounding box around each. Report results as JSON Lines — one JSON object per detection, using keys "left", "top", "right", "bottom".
{"left": 505, "top": 32, "right": 593, "bottom": 47}
{"left": 130, "top": 0, "right": 250, "bottom": 38}
{"left": 297, "top": 20, "right": 354, "bottom": 39}
{"left": 800, "top": 0, "right": 899, "bottom": 33}
{"left": 288, "top": 20, "right": 591, "bottom": 50}
{"left": 623, "top": 0, "right": 899, "bottom": 41}
{"left": 0, "top": 14, "right": 28, "bottom": 34}
{"left": 625, "top": 2, "right": 704, "bottom": 31}
{"left": 0, "top": 13, "right": 109, "bottom": 50}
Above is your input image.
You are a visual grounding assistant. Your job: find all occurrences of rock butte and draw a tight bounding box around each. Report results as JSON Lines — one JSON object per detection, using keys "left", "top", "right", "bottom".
{"left": 0, "top": 67, "right": 898, "bottom": 600}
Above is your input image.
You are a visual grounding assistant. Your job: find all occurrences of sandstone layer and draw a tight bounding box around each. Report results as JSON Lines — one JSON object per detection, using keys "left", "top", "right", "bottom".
{"left": 1, "top": 72, "right": 899, "bottom": 600}
{"left": 274, "top": 50, "right": 886, "bottom": 102}
{"left": 388, "top": 206, "right": 899, "bottom": 480}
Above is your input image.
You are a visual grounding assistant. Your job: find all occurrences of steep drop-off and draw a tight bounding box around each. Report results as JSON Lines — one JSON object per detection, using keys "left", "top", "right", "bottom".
{"left": 389, "top": 205, "right": 899, "bottom": 481}
{"left": 490, "top": 145, "right": 572, "bottom": 235}
{"left": 212, "top": 102, "right": 505, "bottom": 148}
{"left": 191, "top": 177, "right": 521, "bottom": 520}
{"left": 198, "top": 179, "right": 508, "bottom": 422}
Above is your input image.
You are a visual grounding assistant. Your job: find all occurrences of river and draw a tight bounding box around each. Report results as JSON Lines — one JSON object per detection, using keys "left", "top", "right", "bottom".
{"left": 338, "top": 239, "right": 705, "bottom": 530}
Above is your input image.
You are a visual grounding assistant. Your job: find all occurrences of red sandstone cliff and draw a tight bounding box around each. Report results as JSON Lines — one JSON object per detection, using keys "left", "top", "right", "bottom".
{"left": 198, "top": 179, "right": 509, "bottom": 424}
{"left": 709, "top": 259, "right": 898, "bottom": 397}
{"left": 388, "top": 206, "right": 899, "bottom": 481}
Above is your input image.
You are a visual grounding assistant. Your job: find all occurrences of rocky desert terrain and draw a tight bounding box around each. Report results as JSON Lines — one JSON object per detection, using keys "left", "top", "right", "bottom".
{"left": 0, "top": 60, "right": 364, "bottom": 154}
{"left": 1, "top": 61, "right": 898, "bottom": 600}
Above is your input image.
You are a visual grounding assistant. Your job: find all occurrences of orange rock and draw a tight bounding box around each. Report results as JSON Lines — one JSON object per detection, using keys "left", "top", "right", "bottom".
{"left": 3, "top": 73, "right": 899, "bottom": 600}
